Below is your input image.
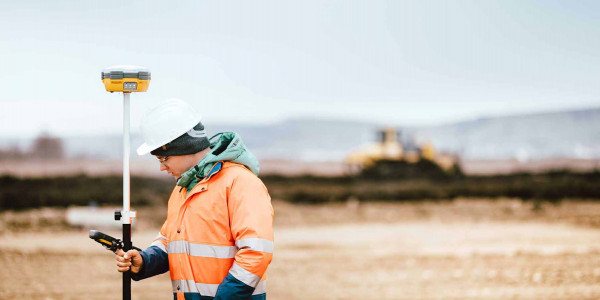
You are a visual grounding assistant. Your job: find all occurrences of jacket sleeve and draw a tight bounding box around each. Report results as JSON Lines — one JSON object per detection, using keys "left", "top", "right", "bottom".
{"left": 215, "top": 172, "right": 274, "bottom": 300}
{"left": 131, "top": 222, "right": 170, "bottom": 281}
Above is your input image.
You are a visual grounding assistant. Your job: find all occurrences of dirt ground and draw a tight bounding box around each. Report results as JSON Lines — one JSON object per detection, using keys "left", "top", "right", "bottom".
{"left": 1, "top": 200, "right": 600, "bottom": 299}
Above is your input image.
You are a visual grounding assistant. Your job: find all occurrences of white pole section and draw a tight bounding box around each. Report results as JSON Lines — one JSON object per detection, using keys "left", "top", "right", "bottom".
{"left": 123, "top": 92, "right": 131, "bottom": 224}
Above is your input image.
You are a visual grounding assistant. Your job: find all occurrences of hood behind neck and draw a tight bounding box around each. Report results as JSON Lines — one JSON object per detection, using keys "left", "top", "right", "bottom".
{"left": 177, "top": 132, "right": 259, "bottom": 191}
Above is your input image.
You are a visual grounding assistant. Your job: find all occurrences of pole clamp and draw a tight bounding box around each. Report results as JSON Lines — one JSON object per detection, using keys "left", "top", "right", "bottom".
{"left": 114, "top": 210, "right": 137, "bottom": 224}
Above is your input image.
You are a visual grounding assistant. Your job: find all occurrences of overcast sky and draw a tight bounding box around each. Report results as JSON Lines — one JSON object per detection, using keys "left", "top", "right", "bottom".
{"left": 1, "top": 0, "right": 599, "bottom": 138}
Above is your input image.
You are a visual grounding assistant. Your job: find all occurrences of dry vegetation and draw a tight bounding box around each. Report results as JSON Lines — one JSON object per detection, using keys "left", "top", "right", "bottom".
{"left": 1, "top": 199, "right": 600, "bottom": 299}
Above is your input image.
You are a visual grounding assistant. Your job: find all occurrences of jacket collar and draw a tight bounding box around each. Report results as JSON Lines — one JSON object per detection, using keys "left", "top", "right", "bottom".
{"left": 176, "top": 132, "right": 259, "bottom": 191}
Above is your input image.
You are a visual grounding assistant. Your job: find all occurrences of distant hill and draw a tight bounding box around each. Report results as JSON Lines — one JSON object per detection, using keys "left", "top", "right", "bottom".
{"left": 2, "top": 107, "right": 599, "bottom": 161}
{"left": 412, "top": 108, "right": 600, "bottom": 160}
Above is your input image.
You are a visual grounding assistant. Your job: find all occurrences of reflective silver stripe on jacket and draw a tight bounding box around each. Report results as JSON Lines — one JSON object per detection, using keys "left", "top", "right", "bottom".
{"left": 168, "top": 240, "right": 237, "bottom": 258}
{"left": 253, "top": 281, "right": 267, "bottom": 295}
{"left": 171, "top": 279, "right": 267, "bottom": 296}
{"left": 150, "top": 240, "right": 167, "bottom": 253}
{"left": 229, "top": 262, "right": 261, "bottom": 287}
{"left": 172, "top": 279, "right": 216, "bottom": 294}
{"left": 236, "top": 238, "right": 274, "bottom": 253}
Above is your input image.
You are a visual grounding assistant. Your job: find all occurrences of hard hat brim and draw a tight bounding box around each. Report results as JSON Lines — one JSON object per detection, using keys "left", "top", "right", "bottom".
{"left": 137, "top": 142, "right": 157, "bottom": 156}
{"left": 136, "top": 98, "right": 202, "bottom": 156}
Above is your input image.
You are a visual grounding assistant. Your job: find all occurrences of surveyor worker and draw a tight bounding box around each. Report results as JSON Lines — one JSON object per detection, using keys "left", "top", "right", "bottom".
{"left": 114, "top": 98, "right": 274, "bottom": 300}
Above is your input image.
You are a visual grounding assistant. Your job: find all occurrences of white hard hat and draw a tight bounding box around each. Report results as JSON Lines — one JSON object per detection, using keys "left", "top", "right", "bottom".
{"left": 137, "top": 98, "right": 202, "bottom": 155}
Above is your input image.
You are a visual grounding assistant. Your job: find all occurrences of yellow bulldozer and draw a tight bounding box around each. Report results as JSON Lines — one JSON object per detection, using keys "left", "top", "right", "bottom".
{"left": 345, "top": 127, "right": 460, "bottom": 178}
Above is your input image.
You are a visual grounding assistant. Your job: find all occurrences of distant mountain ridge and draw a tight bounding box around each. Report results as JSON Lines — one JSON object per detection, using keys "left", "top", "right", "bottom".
{"left": 2, "top": 107, "right": 599, "bottom": 161}
{"left": 412, "top": 107, "right": 600, "bottom": 160}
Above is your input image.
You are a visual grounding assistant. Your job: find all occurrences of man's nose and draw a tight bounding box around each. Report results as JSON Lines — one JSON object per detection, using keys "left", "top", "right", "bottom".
{"left": 160, "top": 164, "right": 168, "bottom": 171}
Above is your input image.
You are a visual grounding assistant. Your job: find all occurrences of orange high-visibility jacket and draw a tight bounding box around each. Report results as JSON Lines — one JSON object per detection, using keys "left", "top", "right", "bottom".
{"left": 133, "top": 161, "right": 274, "bottom": 300}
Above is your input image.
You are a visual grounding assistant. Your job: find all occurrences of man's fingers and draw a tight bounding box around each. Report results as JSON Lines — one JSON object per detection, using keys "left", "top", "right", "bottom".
{"left": 115, "top": 253, "right": 131, "bottom": 263}
{"left": 116, "top": 255, "right": 130, "bottom": 262}
{"left": 116, "top": 257, "right": 131, "bottom": 272}
{"left": 125, "top": 249, "right": 139, "bottom": 260}
{"left": 116, "top": 261, "right": 132, "bottom": 268}
{"left": 117, "top": 266, "right": 130, "bottom": 272}
{"left": 114, "top": 249, "right": 139, "bottom": 273}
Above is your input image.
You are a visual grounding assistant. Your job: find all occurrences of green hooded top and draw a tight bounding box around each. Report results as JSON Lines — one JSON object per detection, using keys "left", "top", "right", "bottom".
{"left": 177, "top": 132, "right": 260, "bottom": 192}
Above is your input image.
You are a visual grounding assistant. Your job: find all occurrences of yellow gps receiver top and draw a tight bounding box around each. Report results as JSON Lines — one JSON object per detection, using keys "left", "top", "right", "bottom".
{"left": 101, "top": 65, "right": 151, "bottom": 93}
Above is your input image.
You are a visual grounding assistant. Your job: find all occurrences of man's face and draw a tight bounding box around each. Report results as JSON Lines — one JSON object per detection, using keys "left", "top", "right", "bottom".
{"left": 156, "top": 155, "right": 197, "bottom": 178}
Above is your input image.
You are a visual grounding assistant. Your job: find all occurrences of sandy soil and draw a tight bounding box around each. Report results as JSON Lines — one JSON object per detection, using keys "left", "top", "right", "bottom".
{"left": 2, "top": 201, "right": 600, "bottom": 299}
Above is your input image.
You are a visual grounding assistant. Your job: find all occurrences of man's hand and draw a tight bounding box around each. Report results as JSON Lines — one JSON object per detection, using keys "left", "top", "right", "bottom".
{"left": 115, "top": 249, "right": 143, "bottom": 273}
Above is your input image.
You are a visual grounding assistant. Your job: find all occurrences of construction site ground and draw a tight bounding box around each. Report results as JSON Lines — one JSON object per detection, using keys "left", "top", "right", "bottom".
{"left": 1, "top": 199, "right": 600, "bottom": 299}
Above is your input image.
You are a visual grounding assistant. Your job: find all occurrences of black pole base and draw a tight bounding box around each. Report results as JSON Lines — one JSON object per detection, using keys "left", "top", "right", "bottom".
{"left": 123, "top": 223, "right": 132, "bottom": 300}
